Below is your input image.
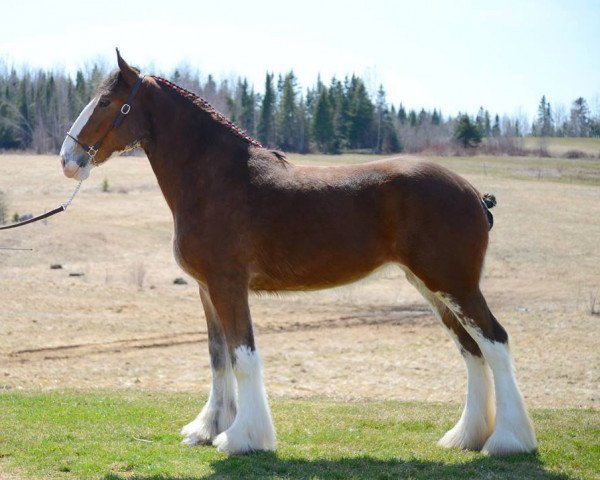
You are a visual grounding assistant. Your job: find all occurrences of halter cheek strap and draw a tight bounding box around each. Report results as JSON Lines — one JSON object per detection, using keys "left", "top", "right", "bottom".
{"left": 66, "top": 75, "right": 145, "bottom": 165}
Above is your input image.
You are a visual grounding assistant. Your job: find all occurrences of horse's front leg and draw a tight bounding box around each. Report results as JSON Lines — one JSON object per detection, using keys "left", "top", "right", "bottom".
{"left": 181, "top": 286, "right": 237, "bottom": 445}
{"left": 207, "top": 274, "right": 276, "bottom": 454}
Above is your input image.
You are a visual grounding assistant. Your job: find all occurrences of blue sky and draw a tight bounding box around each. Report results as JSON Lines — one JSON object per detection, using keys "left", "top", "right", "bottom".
{"left": 1, "top": 0, "right": 599, "bottom": 121}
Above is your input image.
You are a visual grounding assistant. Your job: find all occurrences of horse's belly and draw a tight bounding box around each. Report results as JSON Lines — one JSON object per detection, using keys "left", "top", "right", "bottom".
{"left": 248, "top": 241, "right": 391, "bottom": 292}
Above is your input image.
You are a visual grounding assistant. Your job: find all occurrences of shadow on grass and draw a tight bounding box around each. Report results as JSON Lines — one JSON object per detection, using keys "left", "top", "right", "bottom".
{"left": 103, "top": 451, "right": 574, "bottom": 480}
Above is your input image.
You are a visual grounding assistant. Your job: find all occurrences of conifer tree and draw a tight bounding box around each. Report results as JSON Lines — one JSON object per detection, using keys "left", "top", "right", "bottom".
{"left": 276, "top": 71, "right": 299, "bottom": 151}
{"left": 74, "top": 70, "right": 87, "bottom": 113}
{"left": 535, "top": 95, "right": 554, "bottom": 136}
{"left": 257, "top": 73, "right": 276, "bottom": 147}
{"left": 346, "top": 76, "right": 374, "bottom": 149}
{"left": 484, "top": 110, "right": 491, "bottom": 137}
{"left": 569, "top": 97, "right": 590, "bottom": 137}
{"left": 329, "top": 77, "right": 348, "bottom": 151}
{"left": 239, "top": 78, "right": 256, "bottom": 137}
{"left": 408, "top": 109, "right": 417, "bottom": 127}
{"left": 380, "top": 109, "right": 401, "bottom": 153}
{"left": 296, "top": 96, "right": 309, "bottom": 153}
{"left": 454, "top": 114, "right": 482, "bottom": 147}
{"left": 492, "top": 114, "right": 501, "bottom": 137}
{"left": 375, "top": 85, "right": 386, "bottom": 153}
{"left": 311, "top": 87, "right": 335, "bottom": 152}
{"left": 398, "top": 103, "right": 407, "bottom": 125}
{"left": 475, "top": 107, "right": 485, "bottom": 136}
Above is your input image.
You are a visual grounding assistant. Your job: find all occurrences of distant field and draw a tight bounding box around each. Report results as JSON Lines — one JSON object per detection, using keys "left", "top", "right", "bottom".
{"left": 522, "top": 136, "right": 600, "bottom": 156}
{"left": 287, "top": 153, "right": 600, "bottom": 185}
{"left": 0, "top": 390, "right": 598, "bottom": 480}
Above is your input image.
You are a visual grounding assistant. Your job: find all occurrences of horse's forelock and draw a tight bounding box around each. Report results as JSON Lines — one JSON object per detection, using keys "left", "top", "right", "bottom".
{"left": 96, "top": 70, "right": 120, "bottom": 97}
{"left": 96, "top": 66, "right": 141, "bottom": 97}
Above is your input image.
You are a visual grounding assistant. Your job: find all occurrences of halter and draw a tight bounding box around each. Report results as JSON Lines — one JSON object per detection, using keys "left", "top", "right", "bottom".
{"left": 66, "top": 75, "right": 145, "bottom": 165}
{"left": 0, "top": 76, "right": 144, "bottom": 232}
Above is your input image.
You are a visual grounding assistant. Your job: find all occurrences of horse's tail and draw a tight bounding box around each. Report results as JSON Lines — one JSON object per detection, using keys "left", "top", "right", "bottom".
{"left": 481, "top": 193, "right": 496, "bottom": 230}
{"left": 482, "top": 193, "right": 497, "bottom": 209}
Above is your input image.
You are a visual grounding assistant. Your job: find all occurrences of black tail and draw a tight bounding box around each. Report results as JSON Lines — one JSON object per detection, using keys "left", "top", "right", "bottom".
{"left": 482, "top": 193, "right": 497, "bottom": 209}
{"left": 481, "top": 193, "right": 496, "bottom": 230}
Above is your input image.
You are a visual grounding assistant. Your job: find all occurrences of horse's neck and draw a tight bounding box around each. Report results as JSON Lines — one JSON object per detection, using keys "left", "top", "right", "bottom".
{"left": 142, "top": 97, "right": 247, "bottom": 214}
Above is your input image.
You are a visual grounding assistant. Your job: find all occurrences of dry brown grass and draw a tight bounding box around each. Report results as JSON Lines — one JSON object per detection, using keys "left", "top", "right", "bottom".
{"left": 0, "top": 153, "right": 598, "bottom": 409}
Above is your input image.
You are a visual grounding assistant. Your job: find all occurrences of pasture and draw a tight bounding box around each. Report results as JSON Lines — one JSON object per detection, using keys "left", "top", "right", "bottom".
{"left": 0, "top": 391, "right": 598, "bottom": 479}
{"left": 1, "top": 151, "right": 599, "bottom": 479}
{"left": 522, "top": 136, "right": 600, "bottom": 157}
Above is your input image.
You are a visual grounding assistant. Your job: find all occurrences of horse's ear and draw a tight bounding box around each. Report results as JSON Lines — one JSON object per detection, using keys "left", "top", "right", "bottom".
{"left": 116, "top": 48, "right": 139, "bottom": 87}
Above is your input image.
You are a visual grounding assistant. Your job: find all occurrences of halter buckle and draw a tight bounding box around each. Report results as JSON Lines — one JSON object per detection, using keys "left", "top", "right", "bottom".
{"left": 121, "top": 104, "right": 131, "bottom": 115}
{"left": 87, "top": 146, "right": 98, "bottom": 158}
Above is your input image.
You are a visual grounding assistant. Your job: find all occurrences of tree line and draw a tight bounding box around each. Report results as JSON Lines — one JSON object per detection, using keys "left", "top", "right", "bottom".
{"left": 532, "top": 95, "right": 600, "bottom": 138}
{"left": 1, "top": 63, "right": 598, "bottom": 155}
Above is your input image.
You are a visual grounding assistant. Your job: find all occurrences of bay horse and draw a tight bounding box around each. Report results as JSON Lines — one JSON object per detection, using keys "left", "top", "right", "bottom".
{"left": 59, "top": 50, "right": 536, "bottom": 456}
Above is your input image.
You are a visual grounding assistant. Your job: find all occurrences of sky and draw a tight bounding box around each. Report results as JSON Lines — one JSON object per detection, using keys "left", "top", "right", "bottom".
{"left": 1, "top": 0, "right": 599, "bottom": 121}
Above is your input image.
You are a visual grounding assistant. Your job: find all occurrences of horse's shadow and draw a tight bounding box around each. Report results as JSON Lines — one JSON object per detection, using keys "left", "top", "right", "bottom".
{"left": 103, "top": 451, "right": 574, "bottom": 480}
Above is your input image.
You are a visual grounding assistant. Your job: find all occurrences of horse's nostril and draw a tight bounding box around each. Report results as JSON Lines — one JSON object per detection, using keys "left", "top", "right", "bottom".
{"left": 61, "top": 157, "right": 66, "bottom": 168}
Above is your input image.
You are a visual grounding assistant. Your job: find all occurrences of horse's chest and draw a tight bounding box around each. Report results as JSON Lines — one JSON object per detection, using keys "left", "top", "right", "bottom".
{"left": 172, "top": 236, "right": 201, "bottom": 280}
{"left": 172, "top": 221, "right": 242, "bottom": 283}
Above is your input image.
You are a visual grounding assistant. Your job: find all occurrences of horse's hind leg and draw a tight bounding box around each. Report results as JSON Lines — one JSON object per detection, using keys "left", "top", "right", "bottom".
{"left": 181, "top": 286, "right": 237, "bottom": 445}
{"left": 442, "top": 290, "right": 537, "bottom": 455}
{"left": 405, "top": 272, "right": 495, "bottom": 451}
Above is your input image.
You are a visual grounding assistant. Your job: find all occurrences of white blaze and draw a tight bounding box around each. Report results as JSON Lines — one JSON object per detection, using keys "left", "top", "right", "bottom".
{"left": 60, "top": 96, "right": 99, "bottom": 181}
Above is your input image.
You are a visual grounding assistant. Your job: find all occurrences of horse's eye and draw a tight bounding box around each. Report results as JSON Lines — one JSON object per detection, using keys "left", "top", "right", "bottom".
{"left": 98, "top": 98, "right": 110, "bottom": 108}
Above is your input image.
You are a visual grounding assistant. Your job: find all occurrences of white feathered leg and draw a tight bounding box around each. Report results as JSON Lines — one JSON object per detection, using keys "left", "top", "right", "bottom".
{"left": 477, "top": 338, "right": 537, "bottom": 455}
{"left": 213, "top": 346, "right": 276, "bottom": 454}
{"left": 407, "top": 276, "right": 496, "bottom": 451}
{"left": 442, "top": 293, "right": 537, "bottom": 455}
{"left": 181, "top": 353, "right": 237, "bottom": 445}
{"left": 181, "top": 287, "right": 237, "bottom": 445}
{"left": 438, "top": 351, "right": 495, "bottom": 450}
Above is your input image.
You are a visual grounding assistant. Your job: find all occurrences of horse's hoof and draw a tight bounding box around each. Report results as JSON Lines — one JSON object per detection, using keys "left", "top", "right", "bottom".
{"left": 438, "top": 423, "right": 492, "bottom": 451}
{"left": 481, "top": 427, "right": 537, "bottom": 456}
{"left": 213, "top": 425, "right": 276, "bottom": 455}
{"left": 180, "top": 413, "right": 218, "bottom": 446}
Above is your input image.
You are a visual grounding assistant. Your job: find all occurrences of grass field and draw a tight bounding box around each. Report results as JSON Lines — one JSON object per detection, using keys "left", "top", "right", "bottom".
{"left": 1, "top": 151, "right": 599, "bottom": 479}
{"left": 289, "top": 152, "right": 600, "bottom": 185}
{"left": 522, "top": 136, "right": 600, "bottom": 156}
{"left": 0, "top": 390, "right": 598, "bottom": 480}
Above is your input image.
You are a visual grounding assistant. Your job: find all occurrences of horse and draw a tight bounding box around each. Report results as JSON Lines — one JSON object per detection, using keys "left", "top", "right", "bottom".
{"left": 59, "top": 50, "right": 536, "bottom": 456}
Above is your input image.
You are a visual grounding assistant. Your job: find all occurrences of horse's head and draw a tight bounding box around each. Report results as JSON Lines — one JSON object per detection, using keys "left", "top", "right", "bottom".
{"left": 60, "top": 50, "right": 148, "bottom": 181}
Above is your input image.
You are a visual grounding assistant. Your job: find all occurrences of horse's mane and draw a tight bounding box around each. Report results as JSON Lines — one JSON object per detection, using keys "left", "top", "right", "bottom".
{"left": 151, "top": 75, "right": 264, "bottom": 149}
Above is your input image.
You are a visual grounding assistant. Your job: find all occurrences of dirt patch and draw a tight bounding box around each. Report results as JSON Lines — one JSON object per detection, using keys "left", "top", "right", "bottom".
{"left": 0, "top": 154, "right": 599, "bottom": 408}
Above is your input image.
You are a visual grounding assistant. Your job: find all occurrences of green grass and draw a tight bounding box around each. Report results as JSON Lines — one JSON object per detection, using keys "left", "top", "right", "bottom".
{"left": 0, "top": 391, "right": 598, "bottom": 479}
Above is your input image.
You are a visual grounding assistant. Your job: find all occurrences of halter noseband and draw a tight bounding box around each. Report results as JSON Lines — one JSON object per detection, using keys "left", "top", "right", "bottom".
{"left": 66, "top": 75, "right": 145, "bottom": 165}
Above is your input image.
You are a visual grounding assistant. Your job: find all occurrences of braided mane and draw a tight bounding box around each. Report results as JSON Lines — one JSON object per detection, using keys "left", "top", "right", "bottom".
{"left": 151, "top": 76, "right": 263, "bottom": 149}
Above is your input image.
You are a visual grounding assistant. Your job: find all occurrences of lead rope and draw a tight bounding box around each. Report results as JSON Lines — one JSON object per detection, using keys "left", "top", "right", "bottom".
{"left": 0, "top": 178, "right": 84, "bottom": 231}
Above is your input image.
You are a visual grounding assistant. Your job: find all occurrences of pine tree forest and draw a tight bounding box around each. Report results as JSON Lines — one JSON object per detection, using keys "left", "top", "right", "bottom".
{"left": 0, "top": 63, "right": 598, "bottom": 154}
